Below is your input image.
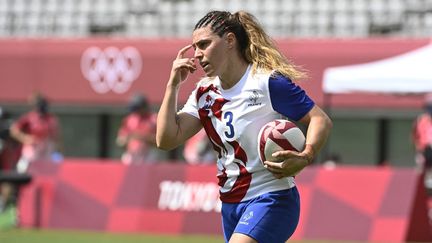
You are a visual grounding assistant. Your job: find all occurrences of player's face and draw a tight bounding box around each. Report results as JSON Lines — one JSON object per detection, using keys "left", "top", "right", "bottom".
{"left": 192, "top": 26, "right": 229, "bottom": 77}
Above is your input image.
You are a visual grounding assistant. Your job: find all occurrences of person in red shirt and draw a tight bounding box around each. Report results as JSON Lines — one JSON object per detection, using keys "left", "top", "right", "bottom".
{"left": 0, "top": 107, "right": 20, "bottom": 172}
{"left": 10, "top": 94, "right": 62, "bottom": 173}
{"left": 0, "top": 107, "right": 21, "bottom": 212}
{"left": 413, "top": 94, "right": 432, "bottom": 168}
{"left": 183, "top": 129, "right": 216, "bottom": 164}
{"left": 116, "top": 94, "right": 157, "bottom": 165}
{"left": 412, "top": 93, "right": 432, "bottom": 189}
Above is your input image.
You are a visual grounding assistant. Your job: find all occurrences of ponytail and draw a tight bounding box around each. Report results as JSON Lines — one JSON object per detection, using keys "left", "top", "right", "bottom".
{"left": 235, "top": 11, "right": 307, "bottom": 80}
{"left": 194, "top": 10, "right": 307, "bottom": 81}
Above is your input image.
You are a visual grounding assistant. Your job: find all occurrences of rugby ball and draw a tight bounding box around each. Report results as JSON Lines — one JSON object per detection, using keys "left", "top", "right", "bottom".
{"left": 257, "top": 119, "right": 306, "bottom": 163}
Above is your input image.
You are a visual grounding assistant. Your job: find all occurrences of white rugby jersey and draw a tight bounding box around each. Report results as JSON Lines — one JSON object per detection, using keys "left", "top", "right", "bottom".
{"left": 180, "top": 65, "right": 314, "bottom": 203}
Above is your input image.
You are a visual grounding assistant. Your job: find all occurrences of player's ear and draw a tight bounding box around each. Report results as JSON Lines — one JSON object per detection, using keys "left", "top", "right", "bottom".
{"left": 225, "top": 32, "right": 236, "bottom": 49}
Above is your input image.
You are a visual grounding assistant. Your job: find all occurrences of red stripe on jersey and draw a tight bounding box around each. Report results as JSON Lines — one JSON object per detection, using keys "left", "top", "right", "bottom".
{"left": 229, "top": 140, "right": 248, "bottom": 163}
{"left": 220, "top": 164, "right": 251, "bottom": 203}
{"left": 199, "top": 108, "right": 225, "bottom": 158}
{"left": 196, "top": 84, "right": 252, "bottom": 203}
{"left": 196, "top": 84, "right": 221, "bottom": 104}
{"left": 211, "top": 98, "right": 228, "bottom": 120}
{"left": 217, "top": 167, "right": 228, "bottom": 187}
{"left": 219, "top": 140, "right": 251, "bottom": 202}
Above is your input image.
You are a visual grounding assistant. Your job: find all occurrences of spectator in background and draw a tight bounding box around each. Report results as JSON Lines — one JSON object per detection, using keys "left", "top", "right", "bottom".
{"left": 10, "top": 93, "right": 63, "bottom": 173}
{"left": 412, "top": 93, "right": 432, "bottom": 188}
{"left": 183, "top": 129, "right": 216, "bottom": 164}
{"left": 0, "top": 107, "right": 20, "bottom": 172}
{"left": 116, "top": 93, "right": 157, "bottom": 165}
{"left": 322, "top": 153, "right": 341, "bottom": 170}
{"left": 0, "top": 107, "right": 21, "bottom": 212}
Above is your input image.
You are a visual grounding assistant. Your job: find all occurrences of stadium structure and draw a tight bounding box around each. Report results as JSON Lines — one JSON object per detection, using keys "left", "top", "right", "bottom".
{"left": 1, "top": 0, "right": 432, "bottom": 242}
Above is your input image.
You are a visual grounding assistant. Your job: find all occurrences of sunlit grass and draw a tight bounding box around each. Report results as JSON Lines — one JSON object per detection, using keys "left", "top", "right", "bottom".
{"left": 0, "top": 228, "right": 372, "bottom": 243}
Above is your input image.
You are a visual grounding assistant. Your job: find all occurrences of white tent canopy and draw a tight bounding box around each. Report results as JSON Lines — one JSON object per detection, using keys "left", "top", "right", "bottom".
{"left": 322, "top": 44, "right": 432, "bottom": 94}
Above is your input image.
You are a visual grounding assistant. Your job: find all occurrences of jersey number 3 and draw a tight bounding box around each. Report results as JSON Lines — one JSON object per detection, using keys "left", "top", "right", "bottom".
{"left": 223, "top": 111, "right": 235, "bottom": 138}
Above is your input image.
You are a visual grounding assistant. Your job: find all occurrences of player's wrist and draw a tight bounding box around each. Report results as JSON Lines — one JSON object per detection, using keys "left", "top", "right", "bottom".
{"left": 302, "top": 144, "right": 315, "bottom": 165}
{"left": 166, "top": 82, "right": 180, "bottom": 90}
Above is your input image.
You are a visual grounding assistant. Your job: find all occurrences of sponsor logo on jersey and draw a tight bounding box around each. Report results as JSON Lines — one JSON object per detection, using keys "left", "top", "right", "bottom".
{"left": 247, "top": 90, "right": 262, "bottom": 107}
{"left": 203, "top": 95, "right": 214, "bottom": 110}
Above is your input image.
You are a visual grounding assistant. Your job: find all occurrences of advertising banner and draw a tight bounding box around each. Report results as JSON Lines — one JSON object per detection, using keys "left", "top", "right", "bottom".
{"left": 0, "top": 39, "right": 429, "bottom": 108}
{"left": 18, "top": 160, "right": 432, "bottom": 242}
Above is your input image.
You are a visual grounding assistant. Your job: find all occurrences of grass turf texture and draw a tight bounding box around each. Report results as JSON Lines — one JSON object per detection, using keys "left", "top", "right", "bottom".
{"left": 1, "top": 229, "right": 224, "bottom": 243}
{"left": 0, "top": 228, "right": 373, "bottom": 243}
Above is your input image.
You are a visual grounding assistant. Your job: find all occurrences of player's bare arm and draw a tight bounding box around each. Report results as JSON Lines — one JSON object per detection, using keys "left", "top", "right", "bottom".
{"left": 264, "top": 105, "right": 332, "bottom": 178}
{"left": 10, "top": 123, "right": 34, "bottom": 145}
{"left": 299, "top": 105, "right": 332, "bottom": 159}
{"left": 156, "top": 45, "right": 201, "bottom": 150}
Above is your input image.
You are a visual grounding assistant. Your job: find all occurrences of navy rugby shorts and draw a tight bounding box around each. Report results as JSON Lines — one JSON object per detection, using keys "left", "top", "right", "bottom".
{"left": 221, "top": 187, "right": 300, "bottom": 243}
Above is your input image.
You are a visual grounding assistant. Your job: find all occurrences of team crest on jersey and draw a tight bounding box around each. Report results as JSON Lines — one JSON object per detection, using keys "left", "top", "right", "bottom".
{"left": 247, "top": 90, "right": 262, "bottom": 107}
{"left": 203, "top": 95, "right": 214, "bottom": 110}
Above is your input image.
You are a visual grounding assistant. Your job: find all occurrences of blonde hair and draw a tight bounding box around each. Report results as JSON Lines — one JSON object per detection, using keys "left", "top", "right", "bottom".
{"left": 236, "top": 11, "right": 307, "bottom": 80}
{"left": 194, "top": 10, "right": 307, "bottom": 81}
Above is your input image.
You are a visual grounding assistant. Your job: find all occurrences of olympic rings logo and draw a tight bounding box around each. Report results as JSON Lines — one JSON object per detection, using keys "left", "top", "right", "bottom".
{"left": 81, "top": 46, "right": 142, "bottom": 94}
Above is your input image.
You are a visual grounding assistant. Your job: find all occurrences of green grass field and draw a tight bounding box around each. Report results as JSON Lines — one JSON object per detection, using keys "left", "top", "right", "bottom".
{"left": 0, "top": 207, "right": 408, "bottom": 243}
{"left": 0, "top": 205, "right": 364, "bottom": 243}
{"left": 0, "top": 228, "right": 369, "bottom": 243}
{"left": 1, "top": 229, "right": 224, "bottom": 243}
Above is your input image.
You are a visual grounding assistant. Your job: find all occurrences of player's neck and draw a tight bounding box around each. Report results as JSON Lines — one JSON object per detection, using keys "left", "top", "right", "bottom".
{"left": 219, "top": 61, "right": 249, "bottom": 90}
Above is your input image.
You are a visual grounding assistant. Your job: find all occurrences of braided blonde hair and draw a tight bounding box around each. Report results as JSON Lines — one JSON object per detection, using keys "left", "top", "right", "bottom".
{"left": 236, "top": 11, "right": 307, "bottom": 80}
{"left": 194, "top": 10, "right": 307, "bottom": 81}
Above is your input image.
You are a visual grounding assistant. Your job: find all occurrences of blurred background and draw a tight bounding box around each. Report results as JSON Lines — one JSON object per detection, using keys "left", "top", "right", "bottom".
{"left": 0, "top": 0, "right": 432, "bottom": 242}
{"left": 0, "top": 0, "right": 430, "bottom": 164}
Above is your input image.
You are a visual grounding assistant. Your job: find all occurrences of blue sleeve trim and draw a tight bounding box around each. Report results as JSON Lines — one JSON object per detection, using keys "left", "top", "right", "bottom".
{"left": 269, "top": 74, "right": 315, "bottom": 121}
